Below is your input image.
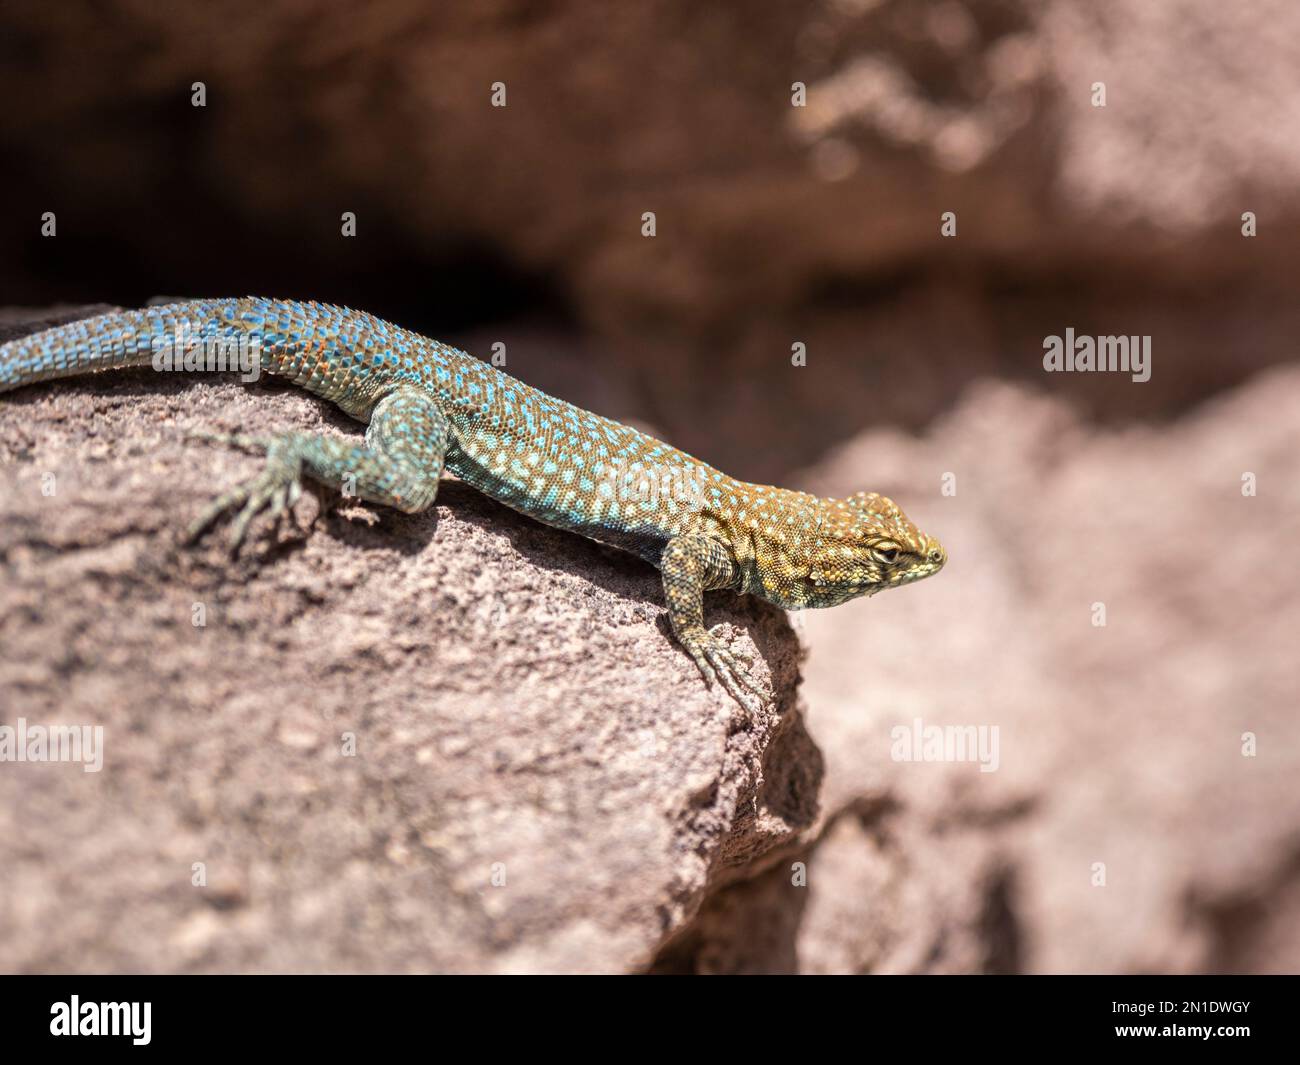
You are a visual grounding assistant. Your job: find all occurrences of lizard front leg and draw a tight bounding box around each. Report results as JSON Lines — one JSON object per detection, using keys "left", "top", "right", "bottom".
{"left": 660, "top": 534, "right": 765, "bottom": 708}
{"left": 188, "top": 385, "right": 450, "bottom": 549}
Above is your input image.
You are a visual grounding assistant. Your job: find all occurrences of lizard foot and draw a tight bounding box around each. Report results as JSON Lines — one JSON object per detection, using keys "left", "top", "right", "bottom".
{"left": 681, "top": 625, "right": 767, "bottom": 712}
{"left": 185, "top": 437, "right": 305, "bottom": 551}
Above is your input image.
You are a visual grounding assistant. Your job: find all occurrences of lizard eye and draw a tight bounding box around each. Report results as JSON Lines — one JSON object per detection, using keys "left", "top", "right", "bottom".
{"left": 871, "top": 544, "right": 900, "bottom": 565}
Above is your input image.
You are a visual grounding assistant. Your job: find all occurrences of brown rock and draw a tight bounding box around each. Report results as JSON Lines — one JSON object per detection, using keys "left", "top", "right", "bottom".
{"left": 0, "top": 310, "right": 815, "bottom": 973}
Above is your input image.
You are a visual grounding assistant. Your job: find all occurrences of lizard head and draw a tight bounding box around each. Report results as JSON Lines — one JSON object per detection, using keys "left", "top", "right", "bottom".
{"left": 800, "top": 491, "right": 945, "bottom": 608}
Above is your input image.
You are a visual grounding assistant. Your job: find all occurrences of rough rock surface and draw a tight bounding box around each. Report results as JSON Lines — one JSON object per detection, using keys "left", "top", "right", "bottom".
{"left": 0, "top": 310, "right": 815, "bottom": 974}
{"left": 662, "top": 368, "right": 1300, "bottom": 973}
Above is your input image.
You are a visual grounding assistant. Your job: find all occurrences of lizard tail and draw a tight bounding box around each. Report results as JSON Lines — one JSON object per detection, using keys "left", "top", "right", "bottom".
{"left": 0, "top": 298, "right": 248, "bottom": 395}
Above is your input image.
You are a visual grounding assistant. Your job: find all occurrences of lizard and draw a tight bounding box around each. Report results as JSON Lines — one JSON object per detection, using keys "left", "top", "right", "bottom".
{"left": 0, "top": 297, "right": 946, "bottom": 707}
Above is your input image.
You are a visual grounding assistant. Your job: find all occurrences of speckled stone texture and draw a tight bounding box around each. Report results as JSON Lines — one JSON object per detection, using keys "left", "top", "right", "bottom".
{"left": 0, "top": 308, "right": 817, "bottom": 974}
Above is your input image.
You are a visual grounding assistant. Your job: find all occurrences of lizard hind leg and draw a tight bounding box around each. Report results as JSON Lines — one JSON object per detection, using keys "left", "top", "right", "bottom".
{"left": 187, "top": 385, "right": 450, "bottom": 550}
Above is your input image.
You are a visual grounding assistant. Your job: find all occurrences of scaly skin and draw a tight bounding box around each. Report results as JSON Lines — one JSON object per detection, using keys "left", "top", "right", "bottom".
{"left": 0, "top": 298, "right": 946, "bottom": 707}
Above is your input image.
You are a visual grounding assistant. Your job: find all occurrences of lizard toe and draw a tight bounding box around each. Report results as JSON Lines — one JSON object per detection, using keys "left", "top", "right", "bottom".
{"left": 226, "top": 469, "right": 302, "bottom": 551}
{"left": 187, "top": 444, "right": 305, "bottom": 552}
{"left": 711, "top": 646, "right": 764, "bottom": 699}
{"left": 185, "top": 483, "right": 253, "bottom": 544}
{"left": 683, "top": 628, "right": 767, "bottom": 710}
{"left": 686, "top": 644, "right": 719, "bottom": 689}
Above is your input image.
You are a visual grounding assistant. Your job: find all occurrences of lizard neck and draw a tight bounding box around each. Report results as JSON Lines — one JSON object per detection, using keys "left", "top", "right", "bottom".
{"left": 720, "top": 485, "right": 822, "bottom": 606}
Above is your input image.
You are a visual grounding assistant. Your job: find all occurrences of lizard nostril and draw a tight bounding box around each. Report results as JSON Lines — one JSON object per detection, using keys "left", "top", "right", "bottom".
{"left": 929, "top": 547, "right": 944, "bottom": 564}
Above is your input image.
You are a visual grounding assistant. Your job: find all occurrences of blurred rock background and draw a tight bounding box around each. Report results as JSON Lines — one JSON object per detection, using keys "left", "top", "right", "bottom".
{"left": 1, "top": 0, "right": 1297, "bottom": 972}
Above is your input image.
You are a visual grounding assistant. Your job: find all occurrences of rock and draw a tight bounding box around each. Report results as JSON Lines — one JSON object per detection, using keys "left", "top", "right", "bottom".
{"left": 0, "top": 309, "right": 815, "bottom": 973}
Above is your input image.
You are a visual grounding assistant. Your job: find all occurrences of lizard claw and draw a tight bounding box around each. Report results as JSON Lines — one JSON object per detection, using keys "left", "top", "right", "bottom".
{"left": 682, "top": 626, "right": 767, "bottom": 713}
{"left": 185, "top": 440, "right": 305, "bottom": 551}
